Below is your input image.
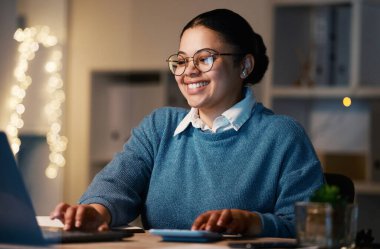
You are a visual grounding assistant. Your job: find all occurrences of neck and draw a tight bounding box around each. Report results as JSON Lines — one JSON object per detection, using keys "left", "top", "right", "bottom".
{"left": 198, "top": 109, "right": 219, "bottom": 128}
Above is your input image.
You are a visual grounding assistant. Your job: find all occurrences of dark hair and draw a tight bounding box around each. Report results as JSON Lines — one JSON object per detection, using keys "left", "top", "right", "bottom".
{"left": 180, "top": 9, "right": 269, "bottom": 85}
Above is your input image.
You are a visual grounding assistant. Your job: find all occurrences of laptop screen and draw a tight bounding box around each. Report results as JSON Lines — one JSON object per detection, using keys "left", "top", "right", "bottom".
{"left": 0, "top": 131, "right": 46, "bottom": 245}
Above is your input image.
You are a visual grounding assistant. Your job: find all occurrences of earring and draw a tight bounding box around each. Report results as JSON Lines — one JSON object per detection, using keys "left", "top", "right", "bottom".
{"left": 241, "top": 71, "right": 247, "bottom": 78}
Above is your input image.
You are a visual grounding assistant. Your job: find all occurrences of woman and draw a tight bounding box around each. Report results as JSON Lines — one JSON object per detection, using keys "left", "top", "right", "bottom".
{"left": 51, "top": 9, "right": 323, "bottom": 238}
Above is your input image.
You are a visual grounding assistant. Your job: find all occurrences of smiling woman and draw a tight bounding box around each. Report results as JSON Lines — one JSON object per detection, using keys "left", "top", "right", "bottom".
{"left": 50, "top": 9, "right": 324, "bottom": 238}
{"left": 174, "top": 25, "right": 252, "bottom": 127}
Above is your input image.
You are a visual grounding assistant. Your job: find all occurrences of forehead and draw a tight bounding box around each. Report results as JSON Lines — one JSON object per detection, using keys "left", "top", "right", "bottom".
{"left": 179, "top": 26, "right": 231, "bottom": 55}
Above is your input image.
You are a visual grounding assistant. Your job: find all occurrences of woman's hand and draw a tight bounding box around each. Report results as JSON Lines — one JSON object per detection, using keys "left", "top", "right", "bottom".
{"left": 50, "top": 202, "right": 110, "bottom": 231}
{"left": 191, "top": 209, "right": 262, "bottom": 235}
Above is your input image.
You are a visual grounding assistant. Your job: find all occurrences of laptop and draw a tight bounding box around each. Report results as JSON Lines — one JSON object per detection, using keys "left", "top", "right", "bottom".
{"left": 0, "top": 131, "right": 133, "bottom": 245}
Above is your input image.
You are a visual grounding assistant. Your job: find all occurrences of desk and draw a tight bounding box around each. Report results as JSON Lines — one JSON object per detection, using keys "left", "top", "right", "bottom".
{"left": 0, "top": 233, "right": 296, "bottom": 249}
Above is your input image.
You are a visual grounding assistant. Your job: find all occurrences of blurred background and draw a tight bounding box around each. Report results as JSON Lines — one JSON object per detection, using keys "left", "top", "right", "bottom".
{"left": 0, "top": 0, "right": 379, "bottom": 241}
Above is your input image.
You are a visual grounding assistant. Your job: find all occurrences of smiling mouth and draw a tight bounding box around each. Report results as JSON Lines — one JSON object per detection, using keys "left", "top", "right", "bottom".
{"left": 185, "top": 81, "right": 210, "bottom": 89}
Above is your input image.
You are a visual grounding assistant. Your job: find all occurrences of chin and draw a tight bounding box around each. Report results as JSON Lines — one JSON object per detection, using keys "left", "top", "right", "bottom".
{"left": 183, "top": 93, "right": 210, "bottom": 109}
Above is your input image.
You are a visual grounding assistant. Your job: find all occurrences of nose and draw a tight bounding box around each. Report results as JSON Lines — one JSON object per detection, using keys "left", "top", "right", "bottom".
{"left": 184, "top": 57, "right": 200, "bottom": 77}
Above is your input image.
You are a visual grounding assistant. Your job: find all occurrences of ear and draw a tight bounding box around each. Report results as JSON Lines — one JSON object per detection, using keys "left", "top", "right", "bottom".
{"left": 240, "top": 54, "right": 255, "bottom": 79}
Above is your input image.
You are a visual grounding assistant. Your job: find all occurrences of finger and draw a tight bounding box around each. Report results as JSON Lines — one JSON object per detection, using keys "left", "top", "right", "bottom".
{"left": 217, "top": 209, "right": 232, "bottom": 227}
{"left": 98, "top": 223, "right": 110, "bottom": 232}
{"left": 50, "top": 202, "right": 70, "bottom": 220}
{"left": 191, "top": 213, "right": 209, "bottom": 230}
{"left": 205, "top": 212, "right": 220, "bottom": 231}
{"left": 63, "top": 206, "right": 77, "bottom": 231}
{"left": 74, "top": 205, "right": 87, "bottom": 228}
{"left": 76, "top": 206, "right": 100, "bottom": 231}
{"left": 199, "top": 223, "right": 207, "bottom": 230}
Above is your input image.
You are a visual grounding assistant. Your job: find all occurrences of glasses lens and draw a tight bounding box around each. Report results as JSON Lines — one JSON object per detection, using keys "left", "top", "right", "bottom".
{"left": 168, "top": 54, "right": 186, "bottom": 76}
{"left": 194, "top": 50, "right": 214, "bottom": 73}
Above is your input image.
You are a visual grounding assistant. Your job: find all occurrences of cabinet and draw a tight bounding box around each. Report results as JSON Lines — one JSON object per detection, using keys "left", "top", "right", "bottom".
{"left": 270, "top": 0, "right": 380, "bottom": 194}
{"left": 89, "top": 71, "right": 186, "bottom": 179}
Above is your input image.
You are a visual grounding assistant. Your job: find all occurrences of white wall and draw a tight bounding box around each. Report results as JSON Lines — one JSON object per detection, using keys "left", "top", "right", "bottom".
{"left": 66, "top": 0, "right": 273, "bottom": 203}
{"left": 18, "top": 0, "right": 67, "bottom": 43}
{"left": 1, "top": 0, "right": 68, "bottom": 135}
{"left": 0, "top": 0, "right": 68, "bottom": 134}
{"left": 14, "top": 0, "right": 68, "bottom": 134}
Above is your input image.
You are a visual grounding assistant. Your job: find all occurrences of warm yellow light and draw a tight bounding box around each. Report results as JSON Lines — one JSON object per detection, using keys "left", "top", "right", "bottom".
{"left": 15, "top": 104, "right": 25, "bottom": 114}
{"left": 6, "top": 26, "right": 67, "bottom": 180}
{"left": 45, "top": 165, "right": 58, "bottom": 179}
{"left": 45, "top": 61, "right": 57, "bottom": 73}
{"left": 343, "top": 97, "right": 352, "bottom": 107}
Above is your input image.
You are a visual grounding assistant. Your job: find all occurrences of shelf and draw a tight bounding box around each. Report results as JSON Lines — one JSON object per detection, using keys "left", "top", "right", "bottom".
{"left": 272, "top": 86, "right": 380, "bottom": 98}
{"left": 272, "top": 87, "right": 352, "bottom": 98}
{"left": 270, "top": 0, "right": 380, "bottom": 194}
{"left": 355, "top": 181, "right": 380, "bottom": 195}
{"left": 17, "top": 127, "right": 50, "bottom": 137}
{"left": 274, "top": 0, "right": 352, "bottom": 6}
{"left": 355, "top": 88, "right": 380, "bottom": 98}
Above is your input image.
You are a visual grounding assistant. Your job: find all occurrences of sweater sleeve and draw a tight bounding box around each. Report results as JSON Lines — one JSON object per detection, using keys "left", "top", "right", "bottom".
{"left": 79, "top": 111, "right": 160, "bottom": 227}
{"left": 257, "top": 117, "right": 324, "bottom": 238}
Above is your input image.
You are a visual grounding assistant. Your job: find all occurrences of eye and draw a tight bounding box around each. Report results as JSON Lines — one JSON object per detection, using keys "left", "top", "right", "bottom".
{"left": 198, "top": 55, "right": 214, "bottom": 65}
{"left": 176, "top": 59, "right": 186, "bottom": 66}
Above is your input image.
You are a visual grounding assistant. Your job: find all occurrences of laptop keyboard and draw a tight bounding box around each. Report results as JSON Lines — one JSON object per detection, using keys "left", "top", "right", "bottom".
{"left": 42, "top": 227, "right": 133, "bottom": 243}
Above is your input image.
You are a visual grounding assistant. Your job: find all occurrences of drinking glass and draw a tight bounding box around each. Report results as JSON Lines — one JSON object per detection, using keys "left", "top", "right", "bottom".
{"left": 295, "top": 202, "right": 358, "bottom": 248}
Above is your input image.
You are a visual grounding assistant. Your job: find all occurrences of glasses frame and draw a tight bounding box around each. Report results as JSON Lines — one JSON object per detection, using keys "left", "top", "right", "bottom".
{"left": 166, "top": 48, "right": 245, "bottom": 76}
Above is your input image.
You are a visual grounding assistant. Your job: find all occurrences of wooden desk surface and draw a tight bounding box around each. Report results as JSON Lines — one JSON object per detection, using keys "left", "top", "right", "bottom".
{"left": 0, "top": 232, "right": 296, "bottom": 249}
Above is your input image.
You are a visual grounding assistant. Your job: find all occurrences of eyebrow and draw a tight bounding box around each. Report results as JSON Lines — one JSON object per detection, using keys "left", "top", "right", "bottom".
{"left": 176, "top": 48, "right": 216, "bottom": 56}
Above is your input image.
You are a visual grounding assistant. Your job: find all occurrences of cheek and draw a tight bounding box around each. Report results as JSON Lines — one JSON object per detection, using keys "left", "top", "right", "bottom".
{"left": 211, "top": 70, "right": 231, "bottom": 85}
{"left": 175, "top": 76, "right": 186, "bottom": 95}
{"left": 175, "top": 75, "right": 182, "bottom": 85}
{"left": 221, "top": 66, "right": 242, "bottom": 84}
{"left": 212, "top": 61, "right": 240, "bottom": 81}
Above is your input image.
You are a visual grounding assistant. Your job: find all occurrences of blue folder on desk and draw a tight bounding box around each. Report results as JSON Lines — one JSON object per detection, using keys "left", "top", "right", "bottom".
{"left": 0, "top": 131, "right": 133, "bottom": 245}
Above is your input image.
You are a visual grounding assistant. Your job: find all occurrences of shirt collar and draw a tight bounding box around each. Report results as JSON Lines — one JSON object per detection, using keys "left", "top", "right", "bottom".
{"left": 173, "top": 86, "right": 256, "bottom": 136}
{"left": 174, "top": 108, "right": 199, "bottom": 136}
{"left": 221, "top": 87, "right": 255, "bottom": 131}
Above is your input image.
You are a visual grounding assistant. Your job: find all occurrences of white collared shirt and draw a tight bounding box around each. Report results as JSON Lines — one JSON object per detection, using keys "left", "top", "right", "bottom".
{"left": 174, "top": 86, "right": 256, "bottom": 136}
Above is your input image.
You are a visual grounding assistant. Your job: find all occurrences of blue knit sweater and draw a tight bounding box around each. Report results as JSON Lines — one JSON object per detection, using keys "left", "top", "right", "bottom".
{"left": 79, "top": 104, "right": 324, "bottom": 237}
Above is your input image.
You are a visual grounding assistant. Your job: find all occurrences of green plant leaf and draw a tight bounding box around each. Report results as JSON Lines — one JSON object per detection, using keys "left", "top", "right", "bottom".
{"left": 310, "top": 184, "right": 347, "bottom": 206}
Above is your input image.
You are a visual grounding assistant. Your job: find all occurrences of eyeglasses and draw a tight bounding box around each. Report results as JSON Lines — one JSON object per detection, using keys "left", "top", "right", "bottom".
{"left": 166, "top": 48, "right": 244, "bottom": 76}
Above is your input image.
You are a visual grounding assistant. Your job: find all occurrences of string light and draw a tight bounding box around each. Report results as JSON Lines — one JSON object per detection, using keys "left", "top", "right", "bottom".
{"left": 7, "top": 26, "right": 67, "bottom": 179}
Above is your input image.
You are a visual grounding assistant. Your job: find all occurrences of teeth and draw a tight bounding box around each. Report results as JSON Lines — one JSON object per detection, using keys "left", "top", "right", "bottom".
{"left": 188, "top": 82, "right": 209, "bottom": 89}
